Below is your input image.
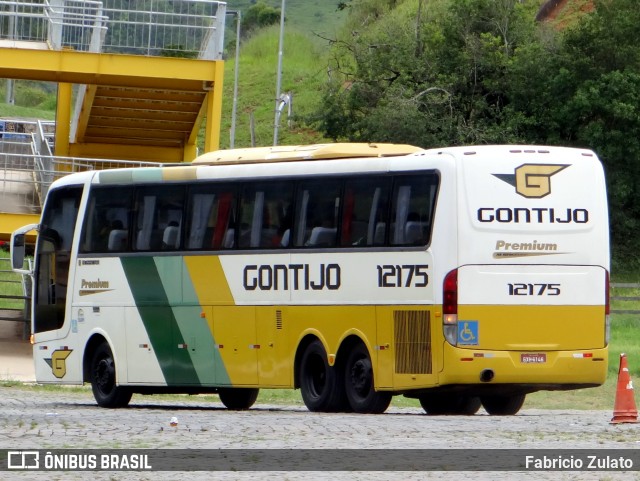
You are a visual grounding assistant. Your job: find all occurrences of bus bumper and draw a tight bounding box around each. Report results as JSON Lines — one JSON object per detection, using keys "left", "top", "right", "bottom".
{"left": 438, "top": 343, "right": 608, "bottom": 387}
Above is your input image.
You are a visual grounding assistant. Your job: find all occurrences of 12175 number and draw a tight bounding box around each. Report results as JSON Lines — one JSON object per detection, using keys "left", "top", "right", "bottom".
{"left": 508, "top": 283, "right": 561, "bottom": 296}
{"left": 377, "top": 265, "right": 428, "bottom": 288}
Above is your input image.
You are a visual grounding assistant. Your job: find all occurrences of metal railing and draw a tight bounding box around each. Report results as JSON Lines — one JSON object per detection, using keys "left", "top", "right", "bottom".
{"left": 1, "top": 117, "right": 164, "bottom": 213}
{"left": 0, "top": 0, "right": 226, "bottom": 59}
{"left": 1, "top": 151, "right": 164, "bottom": 212}
{"left": 610, "top": 283, "right": 640, "bottom": 315}
{"left": 0, "top": 256, "right": 30, "bottom": 339}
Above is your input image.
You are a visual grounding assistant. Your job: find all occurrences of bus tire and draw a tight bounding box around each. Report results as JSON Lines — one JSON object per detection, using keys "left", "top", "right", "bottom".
{"left": 419, "top": 394, "right": 481, "bottom": 415}
{"left": 299, "top": 340, "right": 346, "bottom": 412}
{"left": 90, "top": 343, "right": 132, "bottom": 408}
{"left": 344, "top": 343, "right": 391, "bottom": 414}
{"left": 480, "top": 393, "right": 526, "bottom": 415}
{"left": 218, "top": 388, "right": 259, "bottom": 410}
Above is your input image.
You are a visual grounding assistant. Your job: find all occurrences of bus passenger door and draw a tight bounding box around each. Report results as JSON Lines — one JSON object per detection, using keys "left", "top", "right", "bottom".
{"left": 212, "top": 306, "right": 258, "bottom": 386}
{"left": 33, "top": 187, "right": 83, "bottom": 340}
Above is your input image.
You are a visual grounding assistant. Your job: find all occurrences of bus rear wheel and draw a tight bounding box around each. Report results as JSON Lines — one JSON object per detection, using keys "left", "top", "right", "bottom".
{"left": 480, "top": 393, "right": 526, "bottom": 415}
{"left": 344, "top": 343, "right": 391, "bottom": 414}
{"left": 419, "top": 394, "right": 481, "bottom": 415}
{"left": 218, "top": 388, "right": 259, "bottom": 410}
{"left": 299, "top": 340, "right": 346, "bottom": 412}
{"left": 90, "top": 343, "right": 132, "bottom": 408}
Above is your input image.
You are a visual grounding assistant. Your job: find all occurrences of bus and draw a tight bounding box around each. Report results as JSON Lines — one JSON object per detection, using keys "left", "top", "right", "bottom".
{"left": 11, "top": 143, "right": 610, "bottom": 415}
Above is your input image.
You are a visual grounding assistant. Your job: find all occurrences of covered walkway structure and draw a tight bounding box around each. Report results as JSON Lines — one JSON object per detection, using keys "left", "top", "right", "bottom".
{"left": 0, "top": 0, "right": 228, "bottom": 238}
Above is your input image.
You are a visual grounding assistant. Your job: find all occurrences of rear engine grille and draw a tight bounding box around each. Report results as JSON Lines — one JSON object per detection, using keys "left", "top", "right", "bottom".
{"left": 394, "top": 310, "right": 432, "bottom": 374}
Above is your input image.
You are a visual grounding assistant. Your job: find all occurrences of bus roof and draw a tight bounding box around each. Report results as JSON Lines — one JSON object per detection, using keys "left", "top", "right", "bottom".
{"left": 192, "top": 143, "right": 422, "bottom": 165}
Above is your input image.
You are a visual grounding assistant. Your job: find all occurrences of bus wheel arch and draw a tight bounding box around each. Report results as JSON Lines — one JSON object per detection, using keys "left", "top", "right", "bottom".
{"left": 85, "top": 336, "right": 132, "bottom": 408}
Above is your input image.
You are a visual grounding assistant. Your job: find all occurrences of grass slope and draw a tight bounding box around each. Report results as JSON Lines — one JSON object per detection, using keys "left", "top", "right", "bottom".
{"left": 226, "top": 0, "right": 347, "bottom": 41}
{"left": 219, "top": 25, "right": 329, "bottom": 148}
{"left": 0, "top": 102, "right": 55, "bottom": 120}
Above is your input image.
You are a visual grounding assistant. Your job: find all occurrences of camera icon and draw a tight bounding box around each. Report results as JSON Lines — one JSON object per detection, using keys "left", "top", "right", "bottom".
{"left": 7, "top": 451, "right": 39, "bottom": 469}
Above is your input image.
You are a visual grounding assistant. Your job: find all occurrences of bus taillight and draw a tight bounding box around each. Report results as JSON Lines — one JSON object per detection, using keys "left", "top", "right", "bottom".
{"left": 443, "top": 268, "right": 458, "bottom": 345}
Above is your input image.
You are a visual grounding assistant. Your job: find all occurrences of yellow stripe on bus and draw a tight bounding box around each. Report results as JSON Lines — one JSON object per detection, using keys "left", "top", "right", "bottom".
{"left": 162, "top": 166, "right": 198, "bottom": 181}
{"left": 183, "top": 256, "right": 235, "bottom": 305}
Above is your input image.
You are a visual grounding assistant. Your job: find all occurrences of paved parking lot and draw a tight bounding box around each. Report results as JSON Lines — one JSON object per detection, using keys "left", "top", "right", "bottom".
{"left": 1, "top": 329, "right": 639, "bottom": 480}
{"left": 1, "top": 385, "right": 639, "bottom": 481}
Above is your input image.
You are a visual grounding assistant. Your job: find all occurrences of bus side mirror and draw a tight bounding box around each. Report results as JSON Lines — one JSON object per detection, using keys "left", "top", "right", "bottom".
{"left": 10, "top": 223, "right": 38, "bottom": 274}
{"left": 11, "top": 233, "right": 25, "bottom": 271}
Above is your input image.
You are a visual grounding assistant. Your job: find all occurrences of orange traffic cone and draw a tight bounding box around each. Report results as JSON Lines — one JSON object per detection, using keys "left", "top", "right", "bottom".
{"left": 611, "top": 353, "right": 638, "bottom": 424}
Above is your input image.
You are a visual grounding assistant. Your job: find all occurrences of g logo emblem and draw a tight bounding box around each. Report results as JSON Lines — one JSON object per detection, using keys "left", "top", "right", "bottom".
{"left": 494, "top": 164, "right": 569, "bottom": 198}
{"left": 44, "top": 349, "right": 73, "bottom": 378}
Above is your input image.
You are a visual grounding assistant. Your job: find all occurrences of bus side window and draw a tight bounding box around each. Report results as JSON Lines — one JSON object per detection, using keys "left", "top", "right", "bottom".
{"left": 186, "top": 192, "right": 215, "bottom": 249}
{"left": 108, "top": 220, "right": 128, "bottom": 251}
{"left": 239, "top": 181, "right": 293, "bottom": 249}
{"left": 133, "top": 186, "right": 185, "bottom": 251}
{"left": 81, "top": 187, "right": 132, "bottom": 253}
{"left": 341, "top": 177, "right": 390, "bottom": 247}
{"left": 185, "top": 186, "right": 237, "bottom": 251}
{"left": 390, "top": 173, "right": 438, "bottom": 246}
{"left": 294, "top": 179, "right": 341, "bottom": 248}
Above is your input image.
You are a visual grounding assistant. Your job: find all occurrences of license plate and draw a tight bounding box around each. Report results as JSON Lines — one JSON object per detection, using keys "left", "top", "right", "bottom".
{"left": 520, "top": 353, "right": 546, "bottom": 364}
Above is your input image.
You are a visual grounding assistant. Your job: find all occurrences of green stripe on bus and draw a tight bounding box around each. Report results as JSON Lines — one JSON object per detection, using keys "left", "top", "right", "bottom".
{"left": 132, "top": 169, "right": 163, "bottom": 182}
{"left": 98, "top": 169, "right": 163, "bottom": 184}
{"left": 120, "top": 256, "right": 200, "bottom": 385}
{"left": 98, "top": 170, "right": 134, "bottom": 184}
{"left": 155, "top": 257, "right": 230, "bottom": 385}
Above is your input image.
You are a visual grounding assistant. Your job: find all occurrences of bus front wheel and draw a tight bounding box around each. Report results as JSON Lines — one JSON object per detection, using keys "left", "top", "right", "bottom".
{"left": 218, "top": 388, "right": 259, "bottom": 410}
{"left": 480, "top": 393, "right": 526, "bottom": 415}
{"left": 344, "top": 343, "right": 391, "bottom": 414}
{"left": 299, "top": 340, "right": 346, "bottom": 412}
{"left": 90, "top": 343, "right": 132, "bottom": 408}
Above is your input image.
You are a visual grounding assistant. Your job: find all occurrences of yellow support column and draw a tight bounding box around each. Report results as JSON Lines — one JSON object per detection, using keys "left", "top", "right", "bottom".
{"left": 54, "top": 82, "right": 72, "bottom": 165}
{"left": 183, "top": 142, "right": 198, "bottom": 162}
{"left": 204, "top": 62, "right": 224, "bottom": 153}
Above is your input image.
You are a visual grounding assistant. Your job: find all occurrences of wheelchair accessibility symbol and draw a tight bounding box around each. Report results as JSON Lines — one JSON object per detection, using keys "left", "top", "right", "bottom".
{"left": 458, "top": 321, "right": 478, "bottom": 346}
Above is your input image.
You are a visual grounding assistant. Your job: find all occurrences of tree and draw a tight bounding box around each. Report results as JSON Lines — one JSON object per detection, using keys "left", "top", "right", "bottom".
{"left": 314, "top": 0, "right": 539, "bottom": 146}
{"left": 551, "top": 0, "right": 640, "bottom": 266}
{"left": 241, "top": 2, "right": 281, "bottom": 39}
{"left": 312, "top": 0, "right": 640, "bottom": 267}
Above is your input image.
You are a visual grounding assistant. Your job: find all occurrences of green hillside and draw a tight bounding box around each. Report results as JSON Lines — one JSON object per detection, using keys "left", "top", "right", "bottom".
{"left": 0, "top": 1, "right": 598, "bottom": 151}
{"left": 226, "top": 0, "right": 347, "bottom": 40}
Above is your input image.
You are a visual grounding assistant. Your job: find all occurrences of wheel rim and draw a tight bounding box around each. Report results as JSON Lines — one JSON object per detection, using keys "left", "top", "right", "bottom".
{"left": 349, "top": 356, "right": 372, "bottom": 398}
{"left": 94, "top": 356, "right": 115, "bottom": 395}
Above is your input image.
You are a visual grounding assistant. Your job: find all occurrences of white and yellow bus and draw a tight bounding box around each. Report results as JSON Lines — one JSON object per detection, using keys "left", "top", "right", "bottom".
{"left": 11, "top": 143, "right": 610, "bottom": 415}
